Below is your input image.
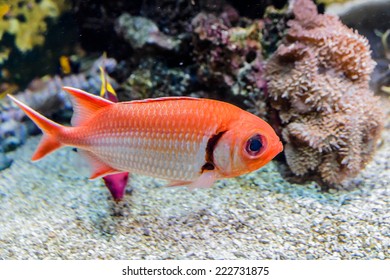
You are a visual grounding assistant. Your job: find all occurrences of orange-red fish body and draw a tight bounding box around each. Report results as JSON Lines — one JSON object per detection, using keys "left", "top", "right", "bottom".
{"left": 66, "top": 99, "right": 227, "bottom": 181}
{"left": 9, "top": 88, "right": 283, "bottom": 192}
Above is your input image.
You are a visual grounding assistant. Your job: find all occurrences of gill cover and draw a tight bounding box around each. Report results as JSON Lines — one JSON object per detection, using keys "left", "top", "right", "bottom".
{"left": 212, "top": 115, "right": 280, "bottom": 178}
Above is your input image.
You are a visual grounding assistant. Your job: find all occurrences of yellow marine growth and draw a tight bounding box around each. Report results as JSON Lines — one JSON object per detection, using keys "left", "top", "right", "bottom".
{"left": 0, "top": 0, "right": 69, "bottom": 63}
{"left": 316, "top": 0, "right": 351, "bottom": 5}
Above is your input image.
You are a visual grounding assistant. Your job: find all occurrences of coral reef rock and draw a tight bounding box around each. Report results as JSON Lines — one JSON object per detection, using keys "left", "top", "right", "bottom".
{"left": 266, "top": 0, "right": 384, "bottom": 185}
{"left": 140, "top": 0, "right": 202, "bottom": 36}
{"left": 0, "top": 147, "right": 12, "bottom": 171}
{"left": 191, "top": 5, "right": 268, "bottom": 116}
{"left": 115, "top": 13, "right": 180, "bottom": 51}
{"left": 122, "top": 58, "right": 193, "bottom": 100}
{"left": 0, "top": 55, "right": 117, "bottom": 157}
{"left": 261, "top": 5, "right": 292, "bottom": 58}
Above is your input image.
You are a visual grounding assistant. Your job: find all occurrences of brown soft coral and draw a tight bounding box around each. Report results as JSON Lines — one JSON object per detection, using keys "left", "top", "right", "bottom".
{"left": 288, "top": 0, "right": 375, "bottom": 83}
{"left": 266, "top": 0, "right": 384, "bottom": 185}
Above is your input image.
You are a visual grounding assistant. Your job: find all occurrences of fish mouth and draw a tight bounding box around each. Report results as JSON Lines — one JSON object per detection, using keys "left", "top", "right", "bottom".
{"left": 264, "top": 140, "right": 283, "bottom": 163}
{"left": 270, "top": 140, "right": 283, "bottom": 157}
{"left": 277, "top": 141, "right": 283, "bottom": 153}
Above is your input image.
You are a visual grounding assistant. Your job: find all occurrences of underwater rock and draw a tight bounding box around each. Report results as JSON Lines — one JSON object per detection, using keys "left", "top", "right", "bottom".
{"left": 140, "top": 0, "right": 200, "bottom": 36}
{"left": 266, "top": 0, "right": 384, "bottom": 185}
{"left": 0, "top": 55, "right": 117, "bottom": 119}
{"left": 115, "top": 13, "right": 180, "bottom": 51}
{"left": 191, "top": 5, "right": 268, "bottom": 116}
{"left": 0, "top": 148, "right": 12, "bottom": 171}
{"left": 261, "top": 5, "right": 292, "bottom": 58}
{"left": 0, "top": 119, "right": 27, "bottom": 152}
{"left": 122, "top": 58, "right": 194, "bottom": 100}
{"left": 140, "top": 0, "right": 233, "bottom": 36}
{"left": 0, "top": 55, "right": 118, "bottom": 157}
{"left": 1, "top": 74, "right": 85, "bottom": 120}
{"left": 374, "top": 32, "right": 390, "bottom": 96}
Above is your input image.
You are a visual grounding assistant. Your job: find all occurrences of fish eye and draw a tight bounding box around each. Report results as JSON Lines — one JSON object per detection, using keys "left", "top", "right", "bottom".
{"left": 245, "top": 134, "right": 265, "bottom": 157}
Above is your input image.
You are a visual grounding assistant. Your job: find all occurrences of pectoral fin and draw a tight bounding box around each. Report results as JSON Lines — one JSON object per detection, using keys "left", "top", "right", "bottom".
{"left": 164, "top": 171, "right": 217, "bottom": 190}
{"left": 187, "top": 171, "right": 217, "bottom": 190}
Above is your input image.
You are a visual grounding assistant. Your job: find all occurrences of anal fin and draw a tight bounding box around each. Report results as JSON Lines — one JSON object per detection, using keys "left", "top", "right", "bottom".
{"left": 78, "top": 150, "right": 119, "bottom": 179}
{"left": 102, "top": 172, "right": 129, "bottom": 202}
{"left": 165, "top": 180, "right": 192, "bottom": 188}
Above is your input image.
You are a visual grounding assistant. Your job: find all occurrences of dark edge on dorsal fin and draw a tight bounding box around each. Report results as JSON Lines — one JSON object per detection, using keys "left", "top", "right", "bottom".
{"left": 121, "top": 96, "right": 200, "bottom": 105}
{"left": 201, "top": 131, "right": 226, "bottom": 172}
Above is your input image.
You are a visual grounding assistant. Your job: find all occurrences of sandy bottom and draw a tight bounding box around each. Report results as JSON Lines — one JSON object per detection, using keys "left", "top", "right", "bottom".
{"left": 0, "top": 124, "right": 389, "bottom": 260}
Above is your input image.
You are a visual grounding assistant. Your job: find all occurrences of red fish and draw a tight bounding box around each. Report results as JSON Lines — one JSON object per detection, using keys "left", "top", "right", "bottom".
{"left": 8, "top": 89, "right": 283, "bottom": 198}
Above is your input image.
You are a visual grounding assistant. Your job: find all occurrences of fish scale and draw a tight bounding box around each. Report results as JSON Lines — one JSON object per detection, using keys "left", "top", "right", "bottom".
{"left": 63, "top": 99, "right": 228, "bottom": 181}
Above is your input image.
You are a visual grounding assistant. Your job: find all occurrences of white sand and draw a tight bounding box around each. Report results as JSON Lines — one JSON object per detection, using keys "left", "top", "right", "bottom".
{"left": 0, "top": 108, "right": 389, "bottom": 260}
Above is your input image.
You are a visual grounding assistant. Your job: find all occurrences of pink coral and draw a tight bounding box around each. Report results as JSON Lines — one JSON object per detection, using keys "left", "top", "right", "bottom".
{"left": 266, "top": 0, "right": 384, "bottom": 185}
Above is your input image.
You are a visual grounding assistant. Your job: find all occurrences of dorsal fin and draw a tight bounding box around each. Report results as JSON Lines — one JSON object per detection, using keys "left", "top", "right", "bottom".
{"left": 62, "top": 86, "right": 113, "bottom": 126}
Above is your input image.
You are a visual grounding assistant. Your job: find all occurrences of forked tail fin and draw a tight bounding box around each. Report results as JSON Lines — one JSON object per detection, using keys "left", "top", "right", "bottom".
{"left": 8, "top": 95, "right": 64, "bottom": 161}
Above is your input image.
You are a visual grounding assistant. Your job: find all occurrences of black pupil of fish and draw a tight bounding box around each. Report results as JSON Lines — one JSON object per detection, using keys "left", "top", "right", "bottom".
{"left": 250, "top": 138, "right": 262, "bottom": 151}
{"left": 247, "top": 135, "right": 263, "bottom": 154}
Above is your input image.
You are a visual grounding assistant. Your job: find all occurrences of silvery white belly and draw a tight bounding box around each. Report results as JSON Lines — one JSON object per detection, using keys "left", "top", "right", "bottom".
{"left": 89, "top": 130, "right": 212, "bottom": 181}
